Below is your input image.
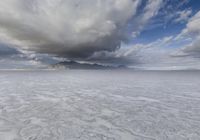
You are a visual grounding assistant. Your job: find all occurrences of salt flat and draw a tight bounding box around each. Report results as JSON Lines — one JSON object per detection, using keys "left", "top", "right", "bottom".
{"left": 0, "top": 70, "right": 200, "bottom": 140}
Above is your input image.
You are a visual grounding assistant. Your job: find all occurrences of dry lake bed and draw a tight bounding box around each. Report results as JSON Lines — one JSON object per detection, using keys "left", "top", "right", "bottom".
{"left": 0, "top": 70, "right": 200, "bottom": 140}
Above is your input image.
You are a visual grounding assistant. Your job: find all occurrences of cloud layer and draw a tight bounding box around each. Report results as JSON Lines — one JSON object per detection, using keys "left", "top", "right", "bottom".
{"left": 178, "top": 11, "right": 200, "bottom": 56}
{"left": 0, "top": 0, "right": 165, "bottom": 63}
{"left": 0, "top": 0, "right": 141, "bottom": 59}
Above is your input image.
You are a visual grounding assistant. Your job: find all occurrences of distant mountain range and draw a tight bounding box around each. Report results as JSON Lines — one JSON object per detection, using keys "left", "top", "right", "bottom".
{"left": 51, "top": 61, "right": 127, "bottom": 69}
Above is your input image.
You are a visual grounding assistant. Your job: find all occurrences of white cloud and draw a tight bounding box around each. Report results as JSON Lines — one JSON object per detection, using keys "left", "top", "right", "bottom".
{"left": 124, "top": 35, "right": 200, "bottom": 70}
{"left": 0, "top": 0, "right": 142, "bottom": 60}
{"left": 175, "top": 11, "right": 200, "bottom": 56}
{"left": 181, "top": 11, "right": 200, "bottom": 36}
{"left": 132, "top": 0, "right": 163, "bottom": 37}
{"left": 0, "top": 0, "right": 165, "bottom": 67}
{"left": 184, "top": 37, "right": 200, "bottom": 55}
{"left": 88, "top": 35, "right": 175, "bottom": 66}
{"left": 0, "top": 0, "right": 198, "bottom": 70}
{"left": 174, "top": 9, "right": 192, "bottom": 23}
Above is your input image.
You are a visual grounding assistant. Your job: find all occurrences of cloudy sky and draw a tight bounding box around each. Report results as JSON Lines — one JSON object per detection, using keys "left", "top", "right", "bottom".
{"left": 0, "top": 0, "right": 199, "bottom": 69}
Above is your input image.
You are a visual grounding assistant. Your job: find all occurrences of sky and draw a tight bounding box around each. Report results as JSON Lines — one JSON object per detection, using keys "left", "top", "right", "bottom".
{"left": 0, "top": 0, "right": 200, "bottom": 70}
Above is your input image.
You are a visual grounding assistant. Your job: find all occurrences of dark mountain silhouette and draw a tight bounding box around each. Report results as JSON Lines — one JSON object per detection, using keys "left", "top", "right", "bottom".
{"left": 51, "top": 61, "right": 127, "bottom": 69}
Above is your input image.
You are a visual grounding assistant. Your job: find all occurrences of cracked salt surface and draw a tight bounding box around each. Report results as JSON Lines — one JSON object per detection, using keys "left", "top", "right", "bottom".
{"left": 0, "top": 70, "right": 200, "bottom": 140}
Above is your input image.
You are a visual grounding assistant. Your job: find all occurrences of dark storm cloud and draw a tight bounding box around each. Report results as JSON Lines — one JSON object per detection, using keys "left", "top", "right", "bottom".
{"left": 0, "top": 0, "right": 163, "bottom": 64}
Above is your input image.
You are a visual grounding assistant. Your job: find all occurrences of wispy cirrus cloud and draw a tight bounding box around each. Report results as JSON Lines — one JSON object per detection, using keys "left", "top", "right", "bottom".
{"left": 174, "top": 9, "right": 192, "bottom": 23}
{"left": 174, "top": 11, "right": 200, "bottom": 57}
